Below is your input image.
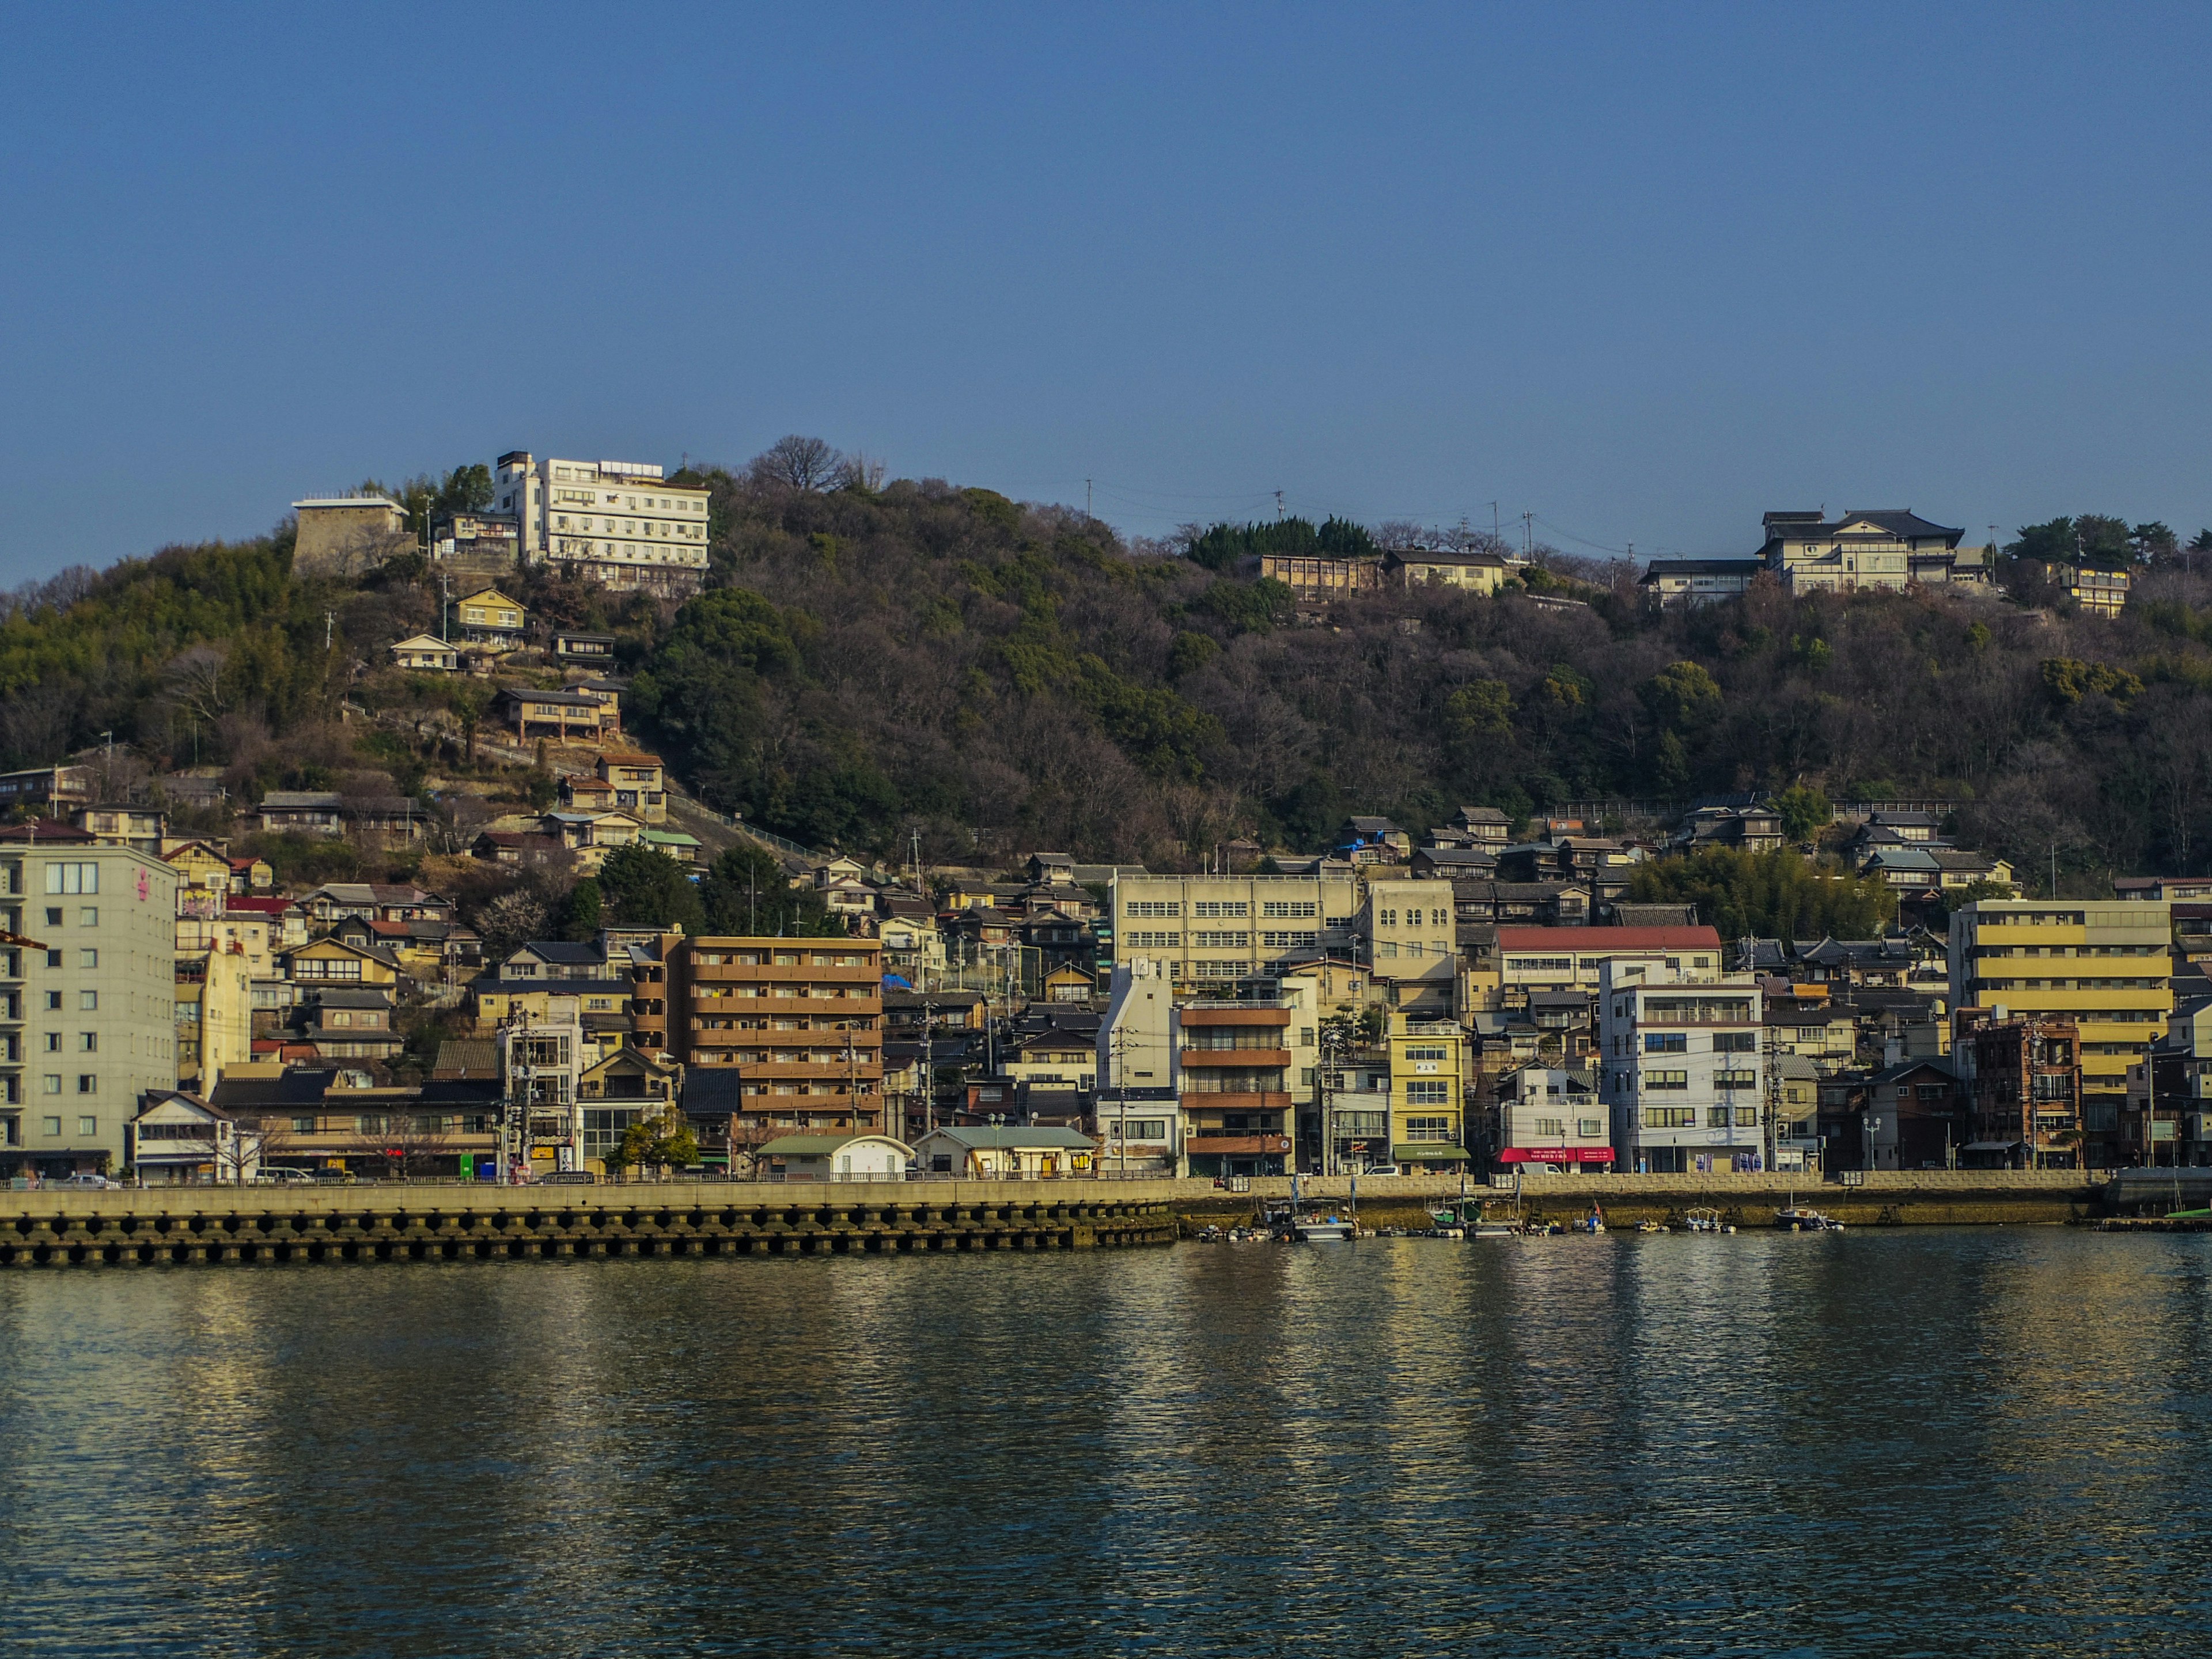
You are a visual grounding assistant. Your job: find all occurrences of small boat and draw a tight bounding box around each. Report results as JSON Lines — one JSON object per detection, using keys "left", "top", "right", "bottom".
{"left": 1471, "top": 1220, "right": 1520, "bottom": 1238}
{"left": 1775, "top": 1205, "right": 1843, "bottom": 1232}
{"left": 1267, "top": 1176, "right": 1354, "bottom": 1242}
{"left": 1636, "top": 1219, "right": 1669, "bottom": 1234}
{"left": 1681, "top": 1207, "right": 1727, "bottom": 1234}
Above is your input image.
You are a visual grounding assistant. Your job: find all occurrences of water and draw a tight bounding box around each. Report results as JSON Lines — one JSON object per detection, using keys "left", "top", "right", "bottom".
{"left": 2, "top": 1230, "right": 2210, "bottom": 1657}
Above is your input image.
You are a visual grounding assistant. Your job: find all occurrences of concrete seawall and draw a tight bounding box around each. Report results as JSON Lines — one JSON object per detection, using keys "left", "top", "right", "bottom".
{"left": 0, "top": 1184, "right": 1176, "bottom": 1268}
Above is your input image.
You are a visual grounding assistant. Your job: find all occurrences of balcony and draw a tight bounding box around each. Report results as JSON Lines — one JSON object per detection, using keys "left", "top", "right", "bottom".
{"left": 1187, "top": 1134, "right": 1293, "bottom": 1156}
{"left": 688, "top": 959, "right": 878, "bottom": 984}
{"left": 1180, "top": 1090, "right": 1291, "bottom": 1111}
{"left": 1180, "top": 1047, "right": 1290, "bottom": 1068}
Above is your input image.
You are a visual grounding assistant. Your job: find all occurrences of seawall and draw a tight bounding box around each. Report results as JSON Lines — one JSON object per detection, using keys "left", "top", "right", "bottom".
{"left": 0, "top": 1185, "right": 1176, "bottom": 1268}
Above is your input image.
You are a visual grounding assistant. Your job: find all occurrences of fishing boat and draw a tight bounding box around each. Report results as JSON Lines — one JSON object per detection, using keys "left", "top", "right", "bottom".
{"left": 1267, "top": 1175, "right": 1355, "bottom": 1242}
{"left": 1682, "top": 1207, "right": 1733, "bottom": 1234}
{"left": 1775, "top": 1204, "right": 1843, "bottom": 1232}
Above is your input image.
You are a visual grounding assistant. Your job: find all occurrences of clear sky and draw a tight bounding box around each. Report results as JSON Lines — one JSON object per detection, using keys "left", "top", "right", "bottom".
{"left": 4, "top": 3, "right": 2209, "bottom": 582}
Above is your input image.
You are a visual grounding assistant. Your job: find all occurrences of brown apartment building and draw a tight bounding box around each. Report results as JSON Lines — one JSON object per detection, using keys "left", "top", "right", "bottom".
{"left": 630, "top": 935, "right": 884, "bottom": 1137}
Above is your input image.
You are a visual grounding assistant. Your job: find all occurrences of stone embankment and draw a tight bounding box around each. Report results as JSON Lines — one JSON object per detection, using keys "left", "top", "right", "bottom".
{"left": 0, "top": 1184, "right": 1175, "bottom": 1268}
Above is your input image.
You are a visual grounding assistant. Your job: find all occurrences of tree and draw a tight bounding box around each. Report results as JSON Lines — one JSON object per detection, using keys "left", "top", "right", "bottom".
{"left": 699, "top": 844, "right": 846, "bottom": 937}
{"left": 1624, "top": 848, "right": 1889, "bottom": 943}
{"left": 597, "top": 844, "right": 706, "bottom": 934}
{"left": 612, "top": 1100, "right": 698, "bottom": 1175}
{"left": 1769, "top": 784, "right": 1833, "bottom": 844}
{"left": 477, "top": 888, "right": 552, "bottom": 961}
{"left": 748, "top": 435, "right": 845, "bottom": 492}
{"left": 563, "top": 878, "right": 603, "bottom": 942}
{"left": 353, "top": 1105, "right": 451, "bottom": 1180}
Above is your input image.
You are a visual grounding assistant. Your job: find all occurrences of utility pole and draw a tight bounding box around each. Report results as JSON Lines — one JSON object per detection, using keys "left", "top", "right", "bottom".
{"left": 439, "top": 570, "right": 451, "bottom": 643}
{"left": 1274, "top": 490, "right": 1285, "bottom": 521}
{"left": 324, "top": 610, "right": 335, "bottom": 653}
{"left": 1085, "top": 478, "right": 1093, "bottom": 517}
{"left": 1490, "top": 502, "right": 1500, "bottom": 539}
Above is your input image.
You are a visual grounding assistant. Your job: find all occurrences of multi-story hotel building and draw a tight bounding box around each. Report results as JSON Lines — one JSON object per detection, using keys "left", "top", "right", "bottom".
{"left": 0, "top": 833, "right": 179, "bottom": 1177}
{"left": 493, "top": 452, "right": 711, "bottom": 594}
{"left": 1599, "top": 960, "right": 1765, "bottom": 1173}
{"left": 1949, "top": 899, "right": 2172, "bottom": 1156}
{"left": 1111, "top": 871, "right": 1360, "bottom": 989}
{"left": 640, "top": 935, "right": 883, "bottom": 1142}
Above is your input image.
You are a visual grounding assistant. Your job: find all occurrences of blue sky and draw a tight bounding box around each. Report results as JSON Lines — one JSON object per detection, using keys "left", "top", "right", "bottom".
{"left": 3, "top": 3, "right": 2209, "bottom": 582}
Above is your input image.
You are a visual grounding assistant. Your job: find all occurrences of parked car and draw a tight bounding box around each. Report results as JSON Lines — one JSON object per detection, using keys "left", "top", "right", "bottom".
{"left": 254, "top": 1167, "right": 316, "bottom": 1184}
{"left": 310, "top": 1168, "right": 358, "bottom": 1185}
{"left": 1361, "top": 1164, "right": 1403, "bottom": 1178}
{"left": 57, "top": 1173, "right": 120, "bottom": 1190}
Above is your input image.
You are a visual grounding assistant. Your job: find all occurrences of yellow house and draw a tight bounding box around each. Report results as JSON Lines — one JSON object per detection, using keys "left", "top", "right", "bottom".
{"left": 281, "top": 936, "right": 402, "bottom": 990}
{"left": 596, "top": 751, "right": 667, "bottom": 823}
{"left": 389, "top": 634, "right": 460, "bottom": 672}
{"left": 1387, "top": 1012, "right": 1471, "bottom": 1169}
{"left": 1384, "top": 548, "right": 1511, "bottom": 593}
{"left": 455, "top": 588, "right": 528, "bottom": 650}
{"left": 162, "top": 839, "right": 234, "bottom": 908}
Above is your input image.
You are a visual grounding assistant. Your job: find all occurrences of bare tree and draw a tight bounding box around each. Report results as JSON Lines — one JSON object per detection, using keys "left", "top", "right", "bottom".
{"left": 748, "top": 435, "right": 845, "bottom": 492}
{"left": 353, "top": 1109, "right": 452, "bottom": 1180}
{"left": 217, "top": 1112, "right": 292, "bottom": 1184}
{"left": 162, "top": 644, "right": 233, "bottom": 730}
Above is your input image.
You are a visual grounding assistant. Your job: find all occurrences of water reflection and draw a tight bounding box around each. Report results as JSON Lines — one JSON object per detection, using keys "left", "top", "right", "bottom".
{"left": 2, "top": 1234, "right": 2211, "bottom": 1656}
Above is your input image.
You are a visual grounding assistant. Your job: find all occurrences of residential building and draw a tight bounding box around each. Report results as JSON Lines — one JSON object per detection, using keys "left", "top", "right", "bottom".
{"left": 2132, "top": 999, "right": 2212, "bottom": 1168}
{"left": 1383, "top": 547, "right": 1511, "bottom": 593}
{"left": 2032, "top": 561, "right": 2131, "bottom": 618}
{"left": 1770, "top": 1051, "right": 1822, "bottom": 1170}
{"left": 1498, "top": 925, "right": 1724, "bottom": 1003}
{"left": 1948, "top": 899, "right": 2172, "bottom": 1152}
{"left": 1599, "top": 960, "right": 1764, "bottom": 1174}
{"left": 1096, "top": 959, "right": 1180, "bottom": 1173}
{"left": 502, "top": 1006, "right": 588, "bottom": 1175}
{"left": 661, "top": 936, "right": 885, "bottom": 1134}
{"left": 1495, "top": 1063, "right": 1611, "bottom": 1169}
{"left": 126, "top": 1090, "right": 249, "bottom": 1184}
{"left": 1452, "top": 806, "right": 1514, "bottom": 849}
{"left": 1255, "top": 552, "right": 1381, "bottom": 603}
{"left": 0, "top": 836, "right": 179, "bottom": 1177}
{"left": 1860, "top": 1057, "right": 1965, "bottom": 1171}
{"left": 0, "top": 765, "right": 94, "bottom": 813}
{"left": 1336, "top": 816, "right": 1411, "bottom": 865}
{"left": 292, "top": 494, "right": 408, "bottom": 577}
{"left": 1638, "top": 556, "right": 1764, "bottom": 605}
{"left": 280, "top": 936, "right": 403, "bottom": 993}
{"left": 298, "top": 883, "right": 455, "bottom": 926}
{"left": 454, "top": 587, "right": 528, "bottom": 650}
{"left": 257, "top": 791, "right": 345, "bottom": 836}
{"left": 1361, "top": 875, "right": 1459, "bottom": 1014}
{"left": 1386, "top": 1012, "right": 1471, "bottom": 1172}
{"left": 1177, "top": 994, "right": 1296, "bottom": 1177}
{"left": 175, "top": 933, "right": 252, "bottom": 1092}
{"left": 1756, "top": 508, "right": 1965, "bottom": 594}
{"left": 1672, "top": 804, "right": 1783, "bottom": 854}
{"left": 596, "top": 752, "right": 668, "bottom": 823}
{"left": 493, "top": 452, "right": 711, "bottom": 594}
{"left": 71, "top": 805, "right": 166, "bottom": 854}
{"left": 1960, "top": 1013, "right": 2083, "bottom": 1169}
{"left": 389, "top": 634, "right": 460, "bottom": 672}
{"left": 912, "top": 1124, "right": 1095, "bottom": 1178}
{"left": 1111, "top": 871, "right": 1360, "bottom": 990}
{"left": 756, "top": 1132, "right": 912, "bottom": 1181}
{"left": 495, "top": 687, "right": 607, "bottom": 743}
{"left": 553, "top": 630, "right": 618, "bottom": 665}
{"left": 430, "top": 509, "right": 520, "bottom": 573}
{"left": 1318, "top": 1049, "right": 1391, "bottom": 1175}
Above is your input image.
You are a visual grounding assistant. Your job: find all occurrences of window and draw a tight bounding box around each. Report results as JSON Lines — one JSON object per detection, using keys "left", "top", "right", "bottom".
{"left": 1261, "top": 900, "right": 1317, "bottom": 919}
{"left": 44, "top": 907, "right": 62, "bottom": 926}
{"left": 79, "top": 908, "right": 96, "bottom": 927}
{"left": 1645, "top": 1069, "right": 1690, "bottom": 1090}
{"left": 42, "top": 1032, "right": 59, "bottom": 1052}
{"left": 77, "top": 1075, "right": 96, "bottom": 1094}
{"left": 46, "top": 950, "right": 60, "bottom": 969}
{"left": 41, "top": 1077, "right": 60, "bottom": 1097}
{"left": 1193, "top": 931, "right": 1249, "bottom": 949}
{"left": 1577, "top": 1118, "right": 1603, "bottom": 1137}
{"left": 77, "top": 949, "right": 96, "bottom": 969}
{"left": 1534, "top": 1116, "right": 1565, "bottom": 1138}
{"left": 1193, "top": 901, "right": 1248, "bottom": 918}
{"left": 1126, "top": 931, "right": 1182, "bottom": 949}
{"left": 45, "top": 862, "right": 99, "bottom": 895}
{"left": 42, "top": 1115, "right": 60, "bottom": 1134}
{"left": 77, "top": 1033, "right": 95, "bottom": 1052}
{"left": 1643, "top": 1106, "right": 1696, "bottom": 1128}
{"left": 1715, "top": 1070, "right": 1758, "bottom": 1090}
{"left": 1126, "top": 900, "right": 1181, "bottom": 918}
{"left": 1405, "top": 1080, "right": 1450, "bottom": 1104}
{"left": 1644, "top": 1032, "right": 1687, "bottom": 1054}
{"left": 78, "top": 991, "right": 97, "bottom": 1011}
{"left": 1403, "top": 1116, "right": 1453, "bottom": 1142}
{"left": 1715, "top": 1032, "right": 1757, "bottom": 1053}
{"left": 292, "top": 1116, "right": 317, "bottom": 1134}
{"left": 77, "top": 1116, "right": 96, "bottom": 1137}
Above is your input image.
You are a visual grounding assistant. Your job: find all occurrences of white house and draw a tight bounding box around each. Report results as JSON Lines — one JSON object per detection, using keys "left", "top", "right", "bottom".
{"left": 127, "top": 1091, "right": 253, "bottom": 1184}
{"left": 1495, "top": 1064, "right": 1613, "bottom": 1171}
{"left": 388, "top": 634, "right": 460, "bottom": 672}
{"left": 756, "top": 1133, "right": 912, "bottom": 1182}
{"left": 912, "top": 1125, "right": 1096, "bottom": 1179}
{"left": 1096, "top": 959, "right": 1180, "bottom": 1173}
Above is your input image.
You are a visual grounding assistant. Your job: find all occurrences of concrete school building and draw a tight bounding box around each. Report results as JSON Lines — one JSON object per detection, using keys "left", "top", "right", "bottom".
{"left": 0, "top": 831, "right": 180, "bottom": 1178}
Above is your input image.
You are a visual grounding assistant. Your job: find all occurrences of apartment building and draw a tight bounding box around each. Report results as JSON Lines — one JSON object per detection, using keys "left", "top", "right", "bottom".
{"left": 1386, "top": 1012, "right": 1471, "bottom": 1171}
{"left": 1962, "top": 1014, "right": 2083, "bottom": 1169}
{"left": 1362, "top": 874, "right": 1459, "bottom": 1014}
{"left": 1599, "top": 960, "right": 1765, "bottom": 1173}
{"left": 493, "top": 452, "right": 710, "bottom": 594}
{"left": 1948, "top": 899, "right": 2171, "bottom": 1149}
{"left": 1495, "top": 1063, "right": 1612, "bottom": 1170}
{"left": 1096, "top": 960, "right": 1180, "bottom": 1173}
{"left": 0, "top": 835, "right": 179, "bottom": 1177}
{"left": 1111, "top": 871, "right": 1359, "bottom": 988}
{"left": 1177, "top": 995, "right": 1296, "bottom": 1177}
{"left": 658, "top": 936, "right": 884, "bottom": 1138}
{"left": 1497, "top": 925, "right": 1723, "bottom": 1002}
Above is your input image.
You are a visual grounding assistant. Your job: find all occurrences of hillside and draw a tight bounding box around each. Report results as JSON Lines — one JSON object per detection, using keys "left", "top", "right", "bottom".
{"left": 10, "top": 449, "right": 2212, "bottom": 886}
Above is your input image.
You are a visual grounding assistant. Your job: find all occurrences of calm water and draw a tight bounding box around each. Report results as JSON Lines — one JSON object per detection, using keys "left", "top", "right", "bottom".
{"left": 2, "top": 1230, "right": 2210, "bottom": 1657}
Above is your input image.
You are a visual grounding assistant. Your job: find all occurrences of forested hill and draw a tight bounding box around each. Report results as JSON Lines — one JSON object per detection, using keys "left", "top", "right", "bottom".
{"left": 10, "top": 450, "right": 2212, "bottom": 883}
